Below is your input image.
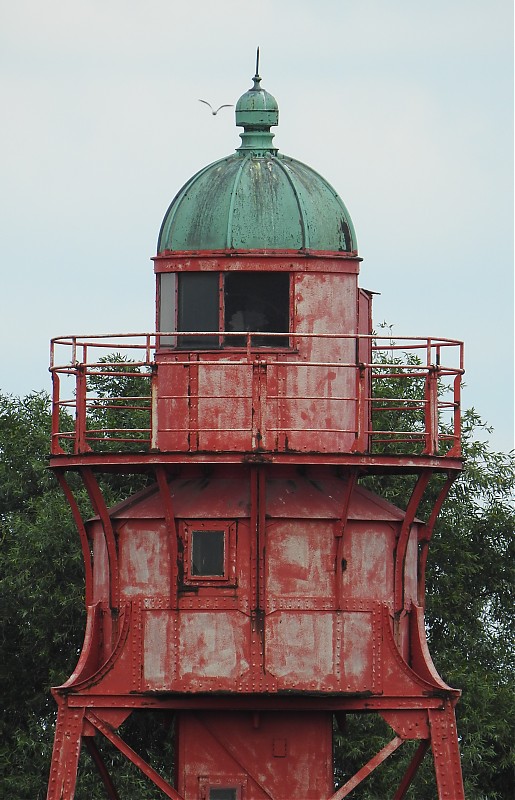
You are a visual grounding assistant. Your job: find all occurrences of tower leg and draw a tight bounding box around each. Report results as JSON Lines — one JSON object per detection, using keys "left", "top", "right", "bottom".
{"left": 429, "top": 701, "right": 465, "bottom": 800}
{"left": 46, "top": 699, "right": 84, "bottom": 800}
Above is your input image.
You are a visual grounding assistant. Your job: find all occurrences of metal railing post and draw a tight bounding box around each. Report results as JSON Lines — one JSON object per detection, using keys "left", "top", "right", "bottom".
{"left": 75, "top": 364, "right": 88, "bottom": 454}
{"left": 447, "top": 373, "right": 462, "bottom": 457}
{"left": 351, "top": 361, "right": 367, "bottom": 453}
{"left": 150, "top": 364, "right": 158, "bottom": 450}
{"left": 51, "top": 372, "right": 64, "bottom": 455}
{"left": 423, "top": 367, "right": 439, "bottom": 455}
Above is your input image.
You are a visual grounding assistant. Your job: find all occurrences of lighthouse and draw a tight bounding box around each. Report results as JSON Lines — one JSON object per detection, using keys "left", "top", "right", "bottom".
{"left": 47, "top": 66, "right": 466, "bottom": 799}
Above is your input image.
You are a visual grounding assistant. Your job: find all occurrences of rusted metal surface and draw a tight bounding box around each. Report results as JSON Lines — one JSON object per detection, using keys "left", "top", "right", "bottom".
{"left": 176, "top": 711, "right": 333, "bottom": 799}
{"left": 47, "top": 463, "right": 466, "bottom": 798}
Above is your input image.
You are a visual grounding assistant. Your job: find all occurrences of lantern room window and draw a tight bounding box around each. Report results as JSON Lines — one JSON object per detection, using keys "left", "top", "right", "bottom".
{"left": 159, "top": 271, "right": 290, "bottom": 348}
{"left": 224, "top": 272, "right": 289, "bottom": 347}
{"left": 178, "top": 272, "right": 219, "bottom": 349}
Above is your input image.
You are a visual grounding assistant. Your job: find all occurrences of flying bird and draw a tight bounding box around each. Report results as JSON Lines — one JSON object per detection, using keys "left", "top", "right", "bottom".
{"left": 198, "top": 99, "right": 234, "bottom": 115}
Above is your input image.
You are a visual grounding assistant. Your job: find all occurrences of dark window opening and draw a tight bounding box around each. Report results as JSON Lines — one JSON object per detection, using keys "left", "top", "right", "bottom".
{"left": 191, "top": 530, "right": 225, "bottom": 576}
{"left": 224, "top": 272, "right": 289, "bottom": 347}
{"left": 177, "top": 272, "right": 219, "bottom": 348}
{"left": 209, "top": 790, "right": 237, "bottom": 800}
{"left": 175, "top": 271, "right": 289, "bottom": 349}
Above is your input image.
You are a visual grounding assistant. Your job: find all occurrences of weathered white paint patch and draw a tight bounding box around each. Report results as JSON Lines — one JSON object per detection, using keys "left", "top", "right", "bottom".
{"left": 143, "top": 611, "right": 170, "bottom": 686}
{"left": 92, "top": 522, "right": 109, "bottom": 603}
{"left": 120, "top": 525, "right": 169, "bottom": 597}
{"left": 342, "top": 612, "right": 372, "bottom": 688}
{"left": 267, "top": 522, "right": 333, "bottom": 597}
{"left": 342, "top": 525, "right": 393, "bottom": 600}
{"left": 265, "top": 612, "right": 334, "bottom": 680}
{"left": 404, "top": 525, "right": 418, "bottom": 604}
{"left": 179, "top": 612, "right": 249, "bottom": 679}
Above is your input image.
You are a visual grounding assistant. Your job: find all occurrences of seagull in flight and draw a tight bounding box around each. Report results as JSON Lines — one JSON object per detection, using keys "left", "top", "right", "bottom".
{"left": 198, "top": 99, "right": 234, "bottom": 115}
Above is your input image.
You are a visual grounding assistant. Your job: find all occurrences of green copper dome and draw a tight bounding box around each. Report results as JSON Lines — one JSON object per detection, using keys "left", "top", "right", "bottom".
{"left": 157, "top": 70, "right": 357, "bottom": 254}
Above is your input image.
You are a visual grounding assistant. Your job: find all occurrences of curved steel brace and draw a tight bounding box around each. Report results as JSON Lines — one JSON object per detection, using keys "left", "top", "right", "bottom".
{"left": 381, "top": 604, "right": 445, "bottom": 696}
{"left": 409, "top": 604, "right": 460, "bottom": 695}
{"left": 81, "top": 467, "right": 119, "bottom": 608}
{"left": 56, "top": 604, "right": 131, "bottom": 692}
{"left": 54, "top": 468, "right": 94, "bottom": 606}
{"left": 55, "top": 603, "right": 102, "bottom": 689}
{"left": 394, "top": 471, "right": 431, "bottom": 613}
{"left": 418, "top": 472, "right": 457, "bottom": 605}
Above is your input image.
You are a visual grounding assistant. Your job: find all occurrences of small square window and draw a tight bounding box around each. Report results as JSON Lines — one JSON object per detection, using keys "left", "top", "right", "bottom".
{"left": 199, "top": 775, "right": 245, "bottom": 800}
{"left": 191, "top": 530, "right": 225, "bottom": 576}
{"left": 181, "top": 521, "right": 236, "bottom": 586}
{"left": 209, "top": 790, "right": 238, "bottom": 800}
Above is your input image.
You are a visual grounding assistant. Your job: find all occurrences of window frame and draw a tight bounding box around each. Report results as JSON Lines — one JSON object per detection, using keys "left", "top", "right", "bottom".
{"left": 160, "top": 271, "right": 292, "bottom": 351}
{"left": 199, "top": 775, "right": 245, "bottom": 800}
{"left": 180, "top": 520, "right": 237, "bottom": 586}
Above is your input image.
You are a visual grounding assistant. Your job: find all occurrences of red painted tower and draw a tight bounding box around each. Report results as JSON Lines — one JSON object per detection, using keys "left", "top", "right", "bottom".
{"left": 47, "top": 66, "right": 466, "bottom": 799}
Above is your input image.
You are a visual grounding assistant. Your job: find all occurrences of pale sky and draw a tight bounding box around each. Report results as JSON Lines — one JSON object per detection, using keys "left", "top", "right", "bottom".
{"left": 1, "top": 0, "right": 513, "bottom": 452}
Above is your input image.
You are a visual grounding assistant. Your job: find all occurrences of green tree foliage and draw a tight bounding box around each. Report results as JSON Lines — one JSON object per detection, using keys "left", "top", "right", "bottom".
{"left": 1, "top": 379, "right": 513, "bottom": 797}
{"left": 0, "top": 393, "right": 86, "bottom": 797}
{"left": 84, "top": 354, "right": 152, "bottom": 454}
{"left": 0, "top": 391, "right": 161, "bottom": 798}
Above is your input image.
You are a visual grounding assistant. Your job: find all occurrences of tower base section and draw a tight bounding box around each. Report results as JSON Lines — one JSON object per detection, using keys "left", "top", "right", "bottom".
{"left": 46, "top": 696, "right": 465, "bottom": 799}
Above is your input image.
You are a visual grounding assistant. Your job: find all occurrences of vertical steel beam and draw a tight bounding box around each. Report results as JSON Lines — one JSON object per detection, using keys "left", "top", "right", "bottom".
{"left": 187, "top": 356, "right": 199, "bottom": 452}
{"left": 335, "top": 471, "right": 357, "bottom": 610}
{"left": 75, "top": 363, "right": 88, "bottom": 455}
{"left": 51, "top": 371, "right": 64, "bottom": 455}
{"left": 156, "top": 466, "right": 179, "bottom": 610}
{"left": 46, "top": 701, "right": 85, "bottom": 800}
{"left": 423, "top": 365, "right": 439, "bottom": 455}
{"left": 429, "top": 702, "right": 466, "bottom": 800}
{"left": 351, "top": 359, "right": 368, "bottom": 452}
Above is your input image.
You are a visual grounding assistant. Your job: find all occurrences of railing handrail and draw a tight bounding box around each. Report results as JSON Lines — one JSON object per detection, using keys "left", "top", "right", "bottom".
{"left": 50, "top": 331, "right": 464, "bottom": 458}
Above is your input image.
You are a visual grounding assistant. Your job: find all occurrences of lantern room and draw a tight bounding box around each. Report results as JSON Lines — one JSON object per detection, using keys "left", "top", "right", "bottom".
{"left": 152, "top": 70, "right": 369, "bottom": 457}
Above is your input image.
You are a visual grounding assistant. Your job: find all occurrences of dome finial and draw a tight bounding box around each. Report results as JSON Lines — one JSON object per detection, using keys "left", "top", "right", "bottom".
{"left": 235, "top": 48, "right": 279, "bottom": 154}
{"left": 253, "top": 46, "right": 261, "bottom": 84}
{"left": 250, "top": 47, "right": 262, "bottom": 92}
